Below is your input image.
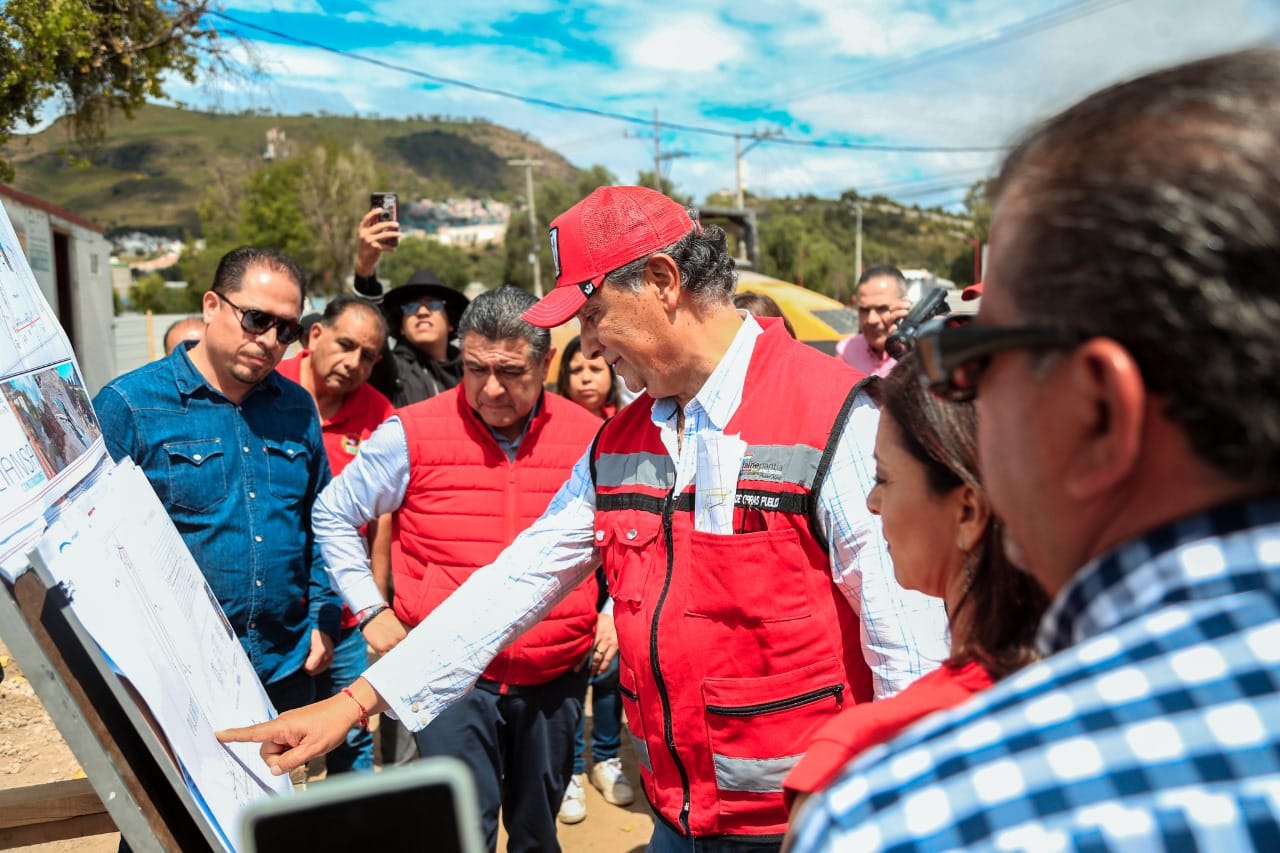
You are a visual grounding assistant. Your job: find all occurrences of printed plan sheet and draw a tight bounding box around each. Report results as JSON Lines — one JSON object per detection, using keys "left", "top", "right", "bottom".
{"left": 32, "top": 461, "right": 291, "bottom": 850}
{"left": 0, "top": 205, "right": 105, "bottom": 576}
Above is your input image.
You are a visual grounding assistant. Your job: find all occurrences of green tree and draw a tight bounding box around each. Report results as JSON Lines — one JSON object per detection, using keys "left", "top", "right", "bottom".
{"left": 0, "top": 0, "right": 223, "bottom": 181}
{"left": 964, "top": 179, "right": 993, "bottom": 242}
{"left": 129, "top": 272, "right": 203, "bottom": 313}
{"left": 376, "top": 235, "right": 474, "bottom": 291}
{"left": 186, "top": 140, "right": 380, "bottom": 295}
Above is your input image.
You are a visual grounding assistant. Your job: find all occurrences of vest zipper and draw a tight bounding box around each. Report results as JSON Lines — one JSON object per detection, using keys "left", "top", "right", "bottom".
{"left": 652, "top": 489, "right": 692, "bottom": 835}
{"left": 705, "top": 683, "right": 845, "bottom": 717}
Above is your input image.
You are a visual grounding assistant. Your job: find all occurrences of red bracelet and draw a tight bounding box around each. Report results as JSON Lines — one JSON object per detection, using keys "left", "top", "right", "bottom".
{"left": 341, "top": 687, "right": 370, "bottom": 731}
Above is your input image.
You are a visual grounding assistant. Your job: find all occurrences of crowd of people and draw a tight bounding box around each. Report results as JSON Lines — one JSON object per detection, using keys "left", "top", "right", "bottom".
{"left": 86, "top": 47, "right": 1280, "bottom": 852}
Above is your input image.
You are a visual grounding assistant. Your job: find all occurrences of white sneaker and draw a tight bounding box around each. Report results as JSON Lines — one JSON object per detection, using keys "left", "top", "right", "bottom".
{"left": 558, "top": 774, "right": 587, "bottom": 824}
{"left": 589, "top": 757, "right": 635, "bottom": 806}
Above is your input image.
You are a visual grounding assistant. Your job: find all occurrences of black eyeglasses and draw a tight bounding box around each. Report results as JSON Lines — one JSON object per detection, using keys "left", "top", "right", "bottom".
{"left": 400, "top": 299, "right": 447, "bottom": 316}
{"left": 215, "top": 292, "right": 303, "bottom": 345}
{"left": 915, "top": 315, "right": 1086, "bottom": 402}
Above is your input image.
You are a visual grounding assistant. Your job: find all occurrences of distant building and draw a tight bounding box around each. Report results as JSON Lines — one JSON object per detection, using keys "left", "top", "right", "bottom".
{"left": 264, "top": 127, "right": 292, "bottom": 161}
{"left": 433, "top": 222, "right": 507, "bottom": 248}
{"left": 0, "top": 185, "right": 115, "bottom": 394}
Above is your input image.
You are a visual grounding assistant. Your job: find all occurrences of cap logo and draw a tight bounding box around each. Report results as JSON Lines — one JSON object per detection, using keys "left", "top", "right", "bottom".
{"left": 549, "top": 226, "right": 561, "bottom": 280}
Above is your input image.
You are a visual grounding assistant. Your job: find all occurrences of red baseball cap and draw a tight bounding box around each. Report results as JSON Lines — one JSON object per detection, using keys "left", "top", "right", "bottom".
{"left": 961, "top": 281, "right": 984, "bottom": 301}
{"left": 522, "top": 185, "right": 697, "bottom": 328}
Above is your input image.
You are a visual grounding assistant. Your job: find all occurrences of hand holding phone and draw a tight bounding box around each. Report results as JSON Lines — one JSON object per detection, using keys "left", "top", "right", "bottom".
{"left": 370, "top": 192, "right": 399, "bottom": 248}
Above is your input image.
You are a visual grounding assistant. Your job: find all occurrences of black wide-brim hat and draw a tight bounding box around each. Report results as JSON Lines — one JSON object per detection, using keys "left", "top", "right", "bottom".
{"left": 381, "top": 269, "right": 471, "bottom": 335}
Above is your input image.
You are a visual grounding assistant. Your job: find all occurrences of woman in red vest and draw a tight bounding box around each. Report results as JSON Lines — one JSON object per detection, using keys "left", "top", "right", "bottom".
{"left": 783, "top": 353, "right": 1050, "bottom": 830}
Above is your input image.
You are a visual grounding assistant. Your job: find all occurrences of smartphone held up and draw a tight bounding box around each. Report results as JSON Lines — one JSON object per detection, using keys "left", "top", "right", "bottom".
{"left": 371, "top": 192, "right": 398, "bottom": 248}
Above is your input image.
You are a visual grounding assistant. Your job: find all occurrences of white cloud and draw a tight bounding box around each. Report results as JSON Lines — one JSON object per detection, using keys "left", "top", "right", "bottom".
{"left": 623, "top": 13, "right": 747, "bottom": 72}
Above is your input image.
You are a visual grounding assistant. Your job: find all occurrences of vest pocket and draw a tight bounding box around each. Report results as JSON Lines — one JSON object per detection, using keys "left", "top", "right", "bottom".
{"left": 596, "top": 521, "right": 659, "bottom": 607}
{"left": 617, "top": 662, "right": 651, "bottom": 773}
{"left": 163, "top": 439, "right": 227, "bottom": 512}
{"left": 701, "top": 658, "right": 845, "bottom": 810}
{"left": 685, "top": 527, "right": 811, "bottom": 623}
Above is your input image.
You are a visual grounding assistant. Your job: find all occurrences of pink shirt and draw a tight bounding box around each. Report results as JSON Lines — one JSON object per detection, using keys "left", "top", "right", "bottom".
{"left": 835, "top": 333, "right": 896, "bottom": 378}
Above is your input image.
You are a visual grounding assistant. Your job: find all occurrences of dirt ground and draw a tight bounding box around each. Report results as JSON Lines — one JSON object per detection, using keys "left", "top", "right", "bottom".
{"left": 0, "top": 641, "right": 654, "bottom": 852}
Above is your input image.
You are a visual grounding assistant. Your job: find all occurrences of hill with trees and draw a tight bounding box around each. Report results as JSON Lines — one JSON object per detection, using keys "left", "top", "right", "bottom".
{"left": 2, "top": 103, "right": 579, "bottom": 235}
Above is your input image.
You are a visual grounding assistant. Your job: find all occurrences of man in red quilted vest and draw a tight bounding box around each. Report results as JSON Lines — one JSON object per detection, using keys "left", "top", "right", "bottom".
{"left": 303, "top": 286, "right": 604, "bottom": 852}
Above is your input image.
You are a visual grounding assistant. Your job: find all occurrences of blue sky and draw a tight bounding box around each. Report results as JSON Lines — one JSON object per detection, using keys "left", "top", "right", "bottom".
{"left": 156, "top": 0, "right": 1280, "bottom": 207}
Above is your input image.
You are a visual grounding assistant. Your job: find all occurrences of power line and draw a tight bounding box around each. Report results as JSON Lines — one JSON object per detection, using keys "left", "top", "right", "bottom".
{"left": 206, "top": 10, "right": 1007, "bottom": 154}
{"left": 772, "top": 0, "right": 1134, "bottom": 106}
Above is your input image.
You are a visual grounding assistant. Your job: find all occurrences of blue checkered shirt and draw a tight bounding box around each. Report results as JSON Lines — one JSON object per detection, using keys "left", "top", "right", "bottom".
{"left": 791, "top": 498, "right": 1280, "bottom": 851}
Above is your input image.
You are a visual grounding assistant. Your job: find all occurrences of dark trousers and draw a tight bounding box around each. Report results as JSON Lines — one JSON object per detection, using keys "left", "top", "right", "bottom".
{"left": 414, "top": 666, "right": 588, "bottom": 853}
{"left": 572, "top": 653, "right": 622, "bottom": 774}
{"left": 264, "top": 667, "right": 316, "bottom": 713}
{"left": 647, "top": 819, "right": 782, "bottom": 853}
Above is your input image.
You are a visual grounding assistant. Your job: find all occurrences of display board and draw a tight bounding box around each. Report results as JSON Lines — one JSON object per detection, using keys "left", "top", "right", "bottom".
{"left": 0, "top": 203, "right": 289, "bottom": 851}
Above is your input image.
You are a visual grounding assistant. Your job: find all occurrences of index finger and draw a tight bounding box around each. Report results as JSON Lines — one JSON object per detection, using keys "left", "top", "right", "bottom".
{"left": 216, "top": 722, "right": 281, "bottom": 744}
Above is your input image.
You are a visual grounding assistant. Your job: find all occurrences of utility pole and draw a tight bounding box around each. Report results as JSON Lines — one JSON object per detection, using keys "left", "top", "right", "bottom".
{"left": 653, "top": 109, "right": 662, "bottom": 191}
{"left": 626, "top": 110, "right": 685, "bottom": 191}
{"left": 734, "top": 129, "right": 780, "bottom": 209}
{"left": 854, "top": 202, "right": 863, "bottom": 282}
{"left": 508, "top": 158, "right": 543, "bottom": 297}
{"left": 735, "top": 134, "right": 744, "bottom": 209}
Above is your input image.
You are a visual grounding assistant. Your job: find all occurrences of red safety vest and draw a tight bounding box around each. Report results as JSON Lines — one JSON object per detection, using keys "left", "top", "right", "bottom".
{"left": 592, "top": 319, "right": 872, "bottom": 839}
{"left": 395, "top": 387, "right": 601, "bottom": 686}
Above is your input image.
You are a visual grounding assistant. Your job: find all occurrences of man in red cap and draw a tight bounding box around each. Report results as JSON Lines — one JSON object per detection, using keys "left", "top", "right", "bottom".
{"left": 221, "top": 186, "right": 947, "bottom": 851}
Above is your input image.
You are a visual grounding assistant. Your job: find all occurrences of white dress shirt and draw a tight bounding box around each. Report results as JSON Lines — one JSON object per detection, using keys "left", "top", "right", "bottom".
{"left": 315, "top": 314, "right": 949, "bottom": 728}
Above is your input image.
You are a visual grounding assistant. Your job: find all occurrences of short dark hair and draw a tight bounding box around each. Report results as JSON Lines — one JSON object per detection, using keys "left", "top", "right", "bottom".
{"left": 990, "top": 48, "right": 1280, "bottom": 486}
{"left": 605, "top": 220, "right": 737, "bottom": 306}
{"left": 855, "top": 264, "right": 907, "bottom": 299}
{"left": 320, "top": 295, "right": 388, "bottom": 344}
{"left": 555, "top": 334, "right": 620, "bottom": 410}
{"left": 456, "top": 286, "right": 551, "bottom": 363}
{"left": 869, "top": 354, "right": 1049, "bottom": 680}
{"left": 212, "top": 247, "right": 307, "bottom": 301}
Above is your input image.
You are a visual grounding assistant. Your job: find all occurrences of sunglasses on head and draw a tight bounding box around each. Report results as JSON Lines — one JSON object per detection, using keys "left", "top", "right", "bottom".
{"left": 401, "top": 299, "right": 447, "bottom": 316}
{"left": 914, "top": 315, "right": 1087, "bottom": 402}
{"left": 216, "top": 291, "right": 303, "bottom": 345}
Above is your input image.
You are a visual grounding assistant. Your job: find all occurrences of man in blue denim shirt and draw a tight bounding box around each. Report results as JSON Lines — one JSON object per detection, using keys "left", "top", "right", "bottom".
{"left": 93, "top": 247, "right": 341, "bottom": 713}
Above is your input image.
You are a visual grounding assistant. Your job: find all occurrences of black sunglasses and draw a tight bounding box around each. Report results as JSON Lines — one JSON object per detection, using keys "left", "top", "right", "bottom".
{"left": 915, "top": 315, "right": 1086, "bottom": 402}
{"left": 216, "top": 292, "right": 303, "bottom": 345}
{"left": 400, "top": 298, "right": 447, "bottom": 316}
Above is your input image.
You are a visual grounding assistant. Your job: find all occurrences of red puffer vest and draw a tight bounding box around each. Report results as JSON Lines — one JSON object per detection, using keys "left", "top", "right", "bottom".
{"left": 592, "top": 320, "right": 872, "bottom": 839}
{"left": 394, "top": 386, "right": 601, "bottom": 686}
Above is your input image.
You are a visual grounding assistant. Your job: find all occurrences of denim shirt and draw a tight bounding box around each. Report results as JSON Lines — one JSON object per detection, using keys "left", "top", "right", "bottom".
{"left": 93, "top": 344, "right": 340, "bottom": 685}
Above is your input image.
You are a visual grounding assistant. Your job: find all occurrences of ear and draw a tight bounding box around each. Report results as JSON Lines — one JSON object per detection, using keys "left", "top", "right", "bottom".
{"left": 644, "top": 254, "right": 682, "bottom": 313}
{"left": 201, "top": 290, "right": 219, "bottom": 324}
{"left": 953, "top": 483, "right": 992, "bottom": 554}
{"left": 308, "top": 322, "right": 323, "bottom": 348}
{"left": 1060, "top": 338, "right": 1145, "bottom": 501}
{"left": 537, "top": 346, "right": 556, "bottom": 383}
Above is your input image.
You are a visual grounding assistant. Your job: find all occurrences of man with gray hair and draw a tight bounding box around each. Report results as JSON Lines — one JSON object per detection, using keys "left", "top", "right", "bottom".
{"left": 307, "top": 285, "right": 603, "bottom": 852}
{"left": 221, "top": 188, "right": 948, "bottom": 851}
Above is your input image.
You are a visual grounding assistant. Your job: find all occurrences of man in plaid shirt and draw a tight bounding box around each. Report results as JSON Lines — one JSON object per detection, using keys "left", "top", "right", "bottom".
{"left": 792, "top": 48, "right": 1280, "bottom": 851}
